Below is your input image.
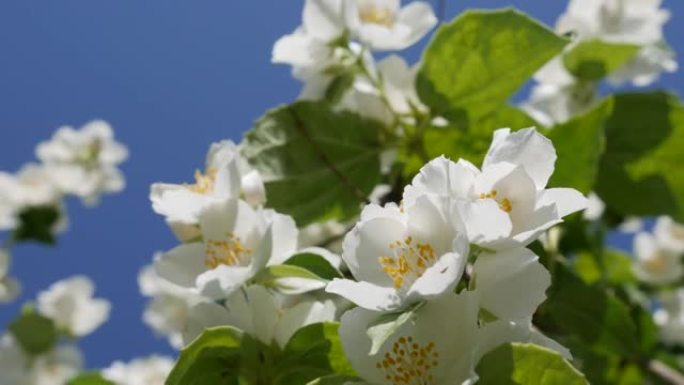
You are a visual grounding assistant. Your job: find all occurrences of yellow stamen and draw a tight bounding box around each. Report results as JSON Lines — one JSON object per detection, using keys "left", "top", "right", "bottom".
{"left": 479, "top": 190, "right": 513, "bottom": 213}
{"left": 376, "top": 336, "right": 439, "bottom": 385}
{"left": 379, "top": 237, "right": 436, "bottom": 289}
{"left": 205, "top": 232, "right": 252, "bottom": 269}
{"left": 187, "top": 168, "right": 217, "bottom": 194}
{"left": 359, "top": 5, "right": 395, "bottom": 27}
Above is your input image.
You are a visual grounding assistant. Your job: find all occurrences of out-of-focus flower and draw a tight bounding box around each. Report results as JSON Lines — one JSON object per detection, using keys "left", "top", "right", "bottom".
{"left": 582, "top": 192, "right": 605, "bottom": 221}
{"left": 37, "top": 276, "right": 111, "bottom": 337}
{"left": 608, "top": 43, "right": 678, "bottom": 87}
{"left": 654, "top": 289, "right": 684, "bottom": 346}
{"left": 139, "top": 264, "right": 204, "bottom": 349}
{"left": 184, "top": 285, "right": 337, "bottom": 348}
{"left": 653, "top": 216, "right": 684, "bottom": 255}
{"left": 326, "top": 196, "right": 468, "bottom": 312}
{"left": 343, "top": 0, "right": 438, "bottom": 51}
{"left": 404, "top": 128, "right": 588, "bottom": 249}
{"left": 151, "top": 141, "right": 265, "bottom": 241}
{"left": 0, "top": 249, "right": 21, "bottom": 304}
{"left": 0, "top": 334, "right": 83, "bottom": 385}
{"left": 36, "top": 120, "right": 128, "bottom": 205}
{"left": 0, "top": 164, "right": 63, "bottom": 231}
{"left": 102, "top": 355, "right": 174, "bottom": 385}
{"left": 155, "top": 198, "right": 298, "bottom": 300}
{"left": 632, "top": 232, "right": 683, "bottom": 285}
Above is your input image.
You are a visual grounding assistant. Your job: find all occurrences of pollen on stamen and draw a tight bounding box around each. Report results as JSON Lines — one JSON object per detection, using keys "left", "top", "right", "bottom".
{"left": 359, "top": 5, "right": 395, "bottom": 27}
{"left": 186, "top": 168, "right": 217, "bottom": 194}
{"left": 205, "top": 232, "right": 252, "bottom": 269}
{"left": 378, "top": 237, "right": 437, "bottom": 289}
{"left": 376, "top": 336, "right": 439, "bottom": 385}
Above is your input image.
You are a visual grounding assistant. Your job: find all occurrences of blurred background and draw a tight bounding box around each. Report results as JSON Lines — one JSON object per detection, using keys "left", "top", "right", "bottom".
{"left": 0, "top": 0, "right": 682, "bottom": 368}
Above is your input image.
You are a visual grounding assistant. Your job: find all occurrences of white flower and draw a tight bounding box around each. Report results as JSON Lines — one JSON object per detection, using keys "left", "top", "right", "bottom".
{"left": 632, "top": 232, "right": 683, "bottom": 285}
{"left": 139, "top": 265, "right": 204, "bottom": 349}
{"left": 582, "top": 192, "right": 605, "bottom": 221}
{"left": 472, "top": 247, "right": 551, "bottom": 322}
{"left": 37, "top": 276, "right": 111, "bottom": 337}
{"left": 154, "top": 198, "right": 298, "bottom": 300}
{"left": 405, "top": 128, "right": 588, "bottom": 249}
{"left": 183, "top": 285, "right": 337, "bottom": 348}
{"left": 0, "top": 335, "right": 83, "bottom": 385}
{"left": 102, "top": 355, "right": 174, "bottom": 385}
{"left": 556, "top": 0, "right": 669, "bottom": 45}
{"left": 0, "top": 249, "right": 21, "bottom": 304}
{"left": 555, "top": 0, "right": 676, "bottom": 87}
{"left": 654, "top": 289, "right": 684, "bottom": 346}
{"left": 618, "top": 216, "right": 644, "bottom": 233}
{"left": 608, "top": 44, "right": 678, "bottom": 87}
{"left": 520, "top": 58, "right": 597, "bottom": 127}
{"left": 326, "top": 196, "right": 468, "bottom": 312}
{"left": 344, "top": 0, "right": 437, "bottom": 51}
{"left": 339, "top": 291, "right": 479, "bottom": 385}
{"left": 0, "top": 164, "right": 63, "bottom": 228}
{"left": 653, "top": 216, "right": 684, "bottom": 255}
{"left": 151, "top": 140, "right": 265, "bottom": 241}
{"left": 476, "top": 318, "right": 571, "bottom": 363}
{"left": 36, "top": 120, "right": 128, "bottom": 205}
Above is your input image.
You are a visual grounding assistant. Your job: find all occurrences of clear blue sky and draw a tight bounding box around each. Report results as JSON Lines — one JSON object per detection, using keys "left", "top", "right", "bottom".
{"left": 0, "top": 1, "right": 682, "bottom": 368}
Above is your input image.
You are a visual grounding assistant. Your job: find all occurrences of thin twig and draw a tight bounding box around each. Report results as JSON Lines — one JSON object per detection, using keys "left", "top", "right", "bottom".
{"left": 287, "top": 106, "right": 370, "bottom": 205}
{"left": 649, "top": 360, "right": 684, "bottom": 385}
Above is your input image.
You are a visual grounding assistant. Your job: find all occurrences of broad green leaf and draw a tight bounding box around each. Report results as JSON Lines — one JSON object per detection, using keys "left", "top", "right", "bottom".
{"left": 366, "top": 302, "right": 424, "bottom": 355}
{"left": 596, "top": 92, "right": 684, "bottom": 221}
{"left": 417, "top": 8, "right": 567, "bottom": 121}
{"left": 243, "top": 102, "right": 383, "bottom": 226}
{"left": 305, "top": 375, "right": 360, "bottom": 385}
{"left": 574, "top": 249, "right": 635, "bottom": 285}
{"left": 563, "top": 40, "right": 640, "bottom": 81}
{"left": 547, "top": 98, "right": 613, "bottom": 193}
{"left": 284, "top": 253, "right": 342, "bottom": 280}
{"left": 476, "top": 343, "right": 588, "bottom": 385}
{"left": 9, "top": 310, "right": 58, "bottom": 355}
{"left": 546, "top": 266, "right": 639, "bottom": 357}
{"left": 68, "top": 373, "right": 115, "bottom": 385}
{"left": 12, "top": 206, "right": 60, "bottom": 245}
{"left": 166, "top": 326, "right": 243, "bottom": 385}
{"left": 278, "top": 322, "right": 355, "bottom": 379}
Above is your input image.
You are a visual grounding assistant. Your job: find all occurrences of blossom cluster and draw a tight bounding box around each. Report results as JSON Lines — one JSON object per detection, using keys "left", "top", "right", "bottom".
{"left": 522, "top": 0, "right": 678, "bottom": 126}
{"left": 0, "top": 121, "right": 128, "bottom": 303}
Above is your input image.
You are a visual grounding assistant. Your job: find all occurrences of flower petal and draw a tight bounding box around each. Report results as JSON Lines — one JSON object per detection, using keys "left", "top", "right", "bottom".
{"left": 326, "top": 278, "right": 401, "bottom": 311}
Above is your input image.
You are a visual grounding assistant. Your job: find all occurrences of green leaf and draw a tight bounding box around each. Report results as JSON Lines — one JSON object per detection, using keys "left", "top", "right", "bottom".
{"left": 547, "top": 98, "right": 613, "bottom": 193}
{"left": 243, "top": 102, "right": 383, "bottom": 226}
{"left": 12, "top": 206, "right": 60, "bottom": 245}
{"left": 366, "top": 302, "right": 423, "bottom": 355}
{"left": 596, "top": 92, "right": 684, "bottom": 221}
{"left": 67, "top": 373, "right": 115, "bottom": 385}
{"left": 9, "top": 310, "right": 58, "bottom": 355}
{"left": 476, "top": 343, "right": 588, "bottom": 385}
{"left": 417, "top": 8, "right": 567, "bottom": 121}
{"left": 324, "top": 73, "right": 356, "bottom": 105}
{"left": 284, "top": 253, "right": 342, "bottom": 280}
{"left": 563, "top": 40, "right": 640, "bottom": 81}
{"left": 574, "top": 249, "right": 635, "bottom": 285}
{"left": 166, "top": 326, "right": 243, "bottom": 385}
{"left": 546, "top": 266, "right": 639, "bottom": 357}
{"left": 278, "top": 322, "right": 355, "bottom": 379}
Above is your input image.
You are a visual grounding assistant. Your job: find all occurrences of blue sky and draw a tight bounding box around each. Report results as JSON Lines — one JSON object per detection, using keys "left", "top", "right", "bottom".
{"left": 0, "top": 1, "right": 682, "bottom": 368}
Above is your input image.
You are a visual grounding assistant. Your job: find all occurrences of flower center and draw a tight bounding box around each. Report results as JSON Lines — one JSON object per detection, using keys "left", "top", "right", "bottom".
{"left": 359, "top": 5, "right": 395, "bottom": 27}
{"left": 375, "top": 336, "right": 439, "bottom": 385}
{"left": 479, "top": 190, "right": 512, "bottom": 213}
{"left": 187, "top": 168, "right": 216, "bottom": 194}
{"left": 76, "top": 139, "right": 102, "bottom": 168}
{"left": 644, "top": 252, "right": 669, "bottom": 275}
{"left": 599, "top": 0, "right": 625, "bottom": 33}
{"left": 205, "top": 233, "right": 252, "bottom": 269}
{"left": 379, "top": 237, "right": 437, "bottom": 289}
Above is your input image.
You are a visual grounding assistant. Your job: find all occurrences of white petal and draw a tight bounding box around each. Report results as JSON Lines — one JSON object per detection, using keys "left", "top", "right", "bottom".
{"left": 265, "top": 213, "right": 299, "bottom": 266}
{"left": 395, "top": 1, "right": 438, "bottom": 47}
{"left": 196, "top": 266, "right": 253, "bottom": 300}
{"left": 457, "top": 200, "right": 513, "bottom": 245}
{"left": 303, "top": 0, "right": 345, "bottom": 41}
{"left": 483, "top": 127, "right": 557, "bottom": 190}
{"left": 154, "top": 243, "right": 206, "bottom": 289}
{"left": 183, "top": 302, "right": 232, "bottom": 345}
{"left": 473, "top": 248, "right": 551, "bottom": 320}
{"left": 326, "top": 278, "right": 401, "bottom": 311}
{"left": 539, "top": 188, "right": 588, "bottom": 218}
{"left": 274, "top": 299, "right": 336, "bottom": 348}
{"left": 407, "top": 250, "right": 465, "bottom": 300}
